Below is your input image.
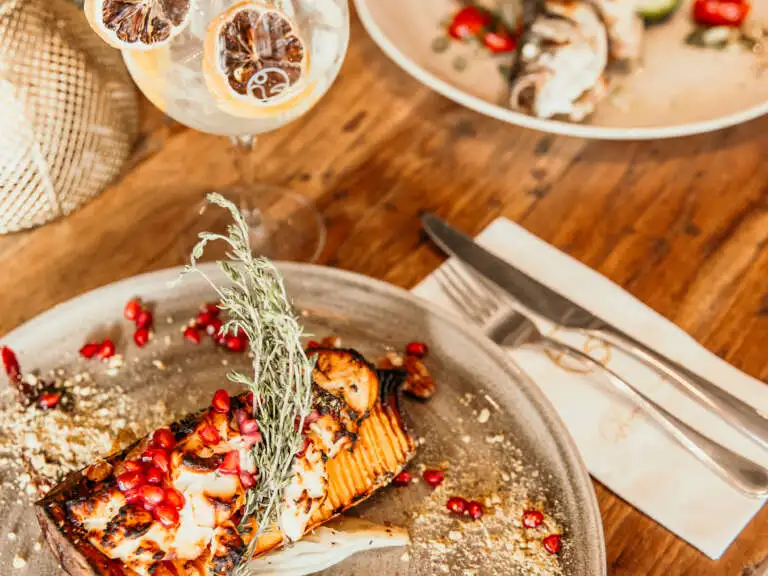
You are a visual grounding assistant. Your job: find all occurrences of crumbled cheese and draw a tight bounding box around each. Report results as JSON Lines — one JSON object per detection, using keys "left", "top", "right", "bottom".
{"left": 486, "top": 434, "right": 505, "bottom": 444}
{"left": 448, "top": 530, "right": 462, "bottom": 542}
{"left": 165, "top": 316, "right": 175, "bottom": 324}
{"left": 12, "top": 555, "right": 26, "bottom": 569}
{"left": 164, "top": 335, "right": 172, "bottom": 346}
{"left": 461, "top": 435, "right": 471, "bottom": 444}
{"left": 152, "top": 359, "right": 167, "bottom": 371}
{"left": 400, "top": 551, "right": 409, "bottom": 562}
{"left": 477, "top": 408, "right": 490, "bottom": 424}
{"left": 8, "top": 531, "right": 16, "bottom": 540}
{"left": 33, "top": 541, "right": 42, "bottom": 552}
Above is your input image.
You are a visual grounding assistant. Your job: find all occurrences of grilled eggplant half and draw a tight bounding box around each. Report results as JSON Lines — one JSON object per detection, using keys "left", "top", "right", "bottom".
{"left": 36, "top": 348, "right": 417, "bottom": 576}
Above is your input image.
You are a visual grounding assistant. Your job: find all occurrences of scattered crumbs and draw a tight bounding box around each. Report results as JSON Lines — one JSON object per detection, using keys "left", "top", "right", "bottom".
{"left": 484, "top": 394, "right": 501, "bottom": 411}
{"left": 176, "top": 367, "right": 183, "bottom": 374}
{"left": 163, "top": 335, "right": 172, "bottom": 346}
{"left": 151, "top": 360, "right": 167, "bottom": 371}
{"left": 33, "top": 541, "right": 42, "bottom": 552}
{"left": 0, "top": 371, "right": 174, "bottom": 498}
{"left": 477, "top": 408, "right": 490, "bottom": 424}
{"left": 165, "top": 316, "right": 174, "bottom": 324}
{"left": 12, "top": 555, "right": 26, "bottom": 569}
{"left": 439, "top": 564, "right": 450, "bottom": 573}
{"left": 457, "top": 417, "right": 463, "bottom": 423}
{"left": 461, "top": 435, "right": 471, "bottom": 444}
{"left": 8, "top": 531, "right": 16, "bottom": 540}
{"left": 486, "top": 434, "right": 505, "bottom": 445}
{"left": 105, "top": 367, "right": 120, "bottom": 377}
{"left": 400, "top": 551, "right": 409, "bottom": 562}
{"left": 221, "top": 359, "right": 229, "bottom": 367}
{"left": 501, "top": 472, "right": 511, "bottom": 482}
{"left": 107, "top": 355, "right": 123, "bottom": 370}
{"left": 448, "top": 530, "right": 462, "bottom": 541}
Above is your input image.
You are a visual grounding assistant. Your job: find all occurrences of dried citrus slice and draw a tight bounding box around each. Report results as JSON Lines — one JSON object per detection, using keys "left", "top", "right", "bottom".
{"left": 203, "top": 1, "right": 313, "bottom": 119}
{"left": 84, "top": 0, "right": 192, "bottom": 51}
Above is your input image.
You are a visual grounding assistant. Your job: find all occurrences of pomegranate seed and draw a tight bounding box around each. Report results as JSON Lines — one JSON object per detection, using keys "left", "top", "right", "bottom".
{"left": 195, "top": 311, "right": 215, "bottom": 328}
{"left": 224, "top": 334, "right": 247, "bottom": 353}
{"left": 243, "top": 431, "right": 263, "bottom": 449}
{"left": 405, "top": 341, "right": 428, "bottom": 358}
{"left": 296, "top": 436, "right": 311, "bottom": 458}
{"left": 79, "top": 342, "right": 102, "bottom": 359}
{"left": 392, "top": 471, "right": 413, "bottom": 487}
{"left": 136, "top": 309, "right": 153, "bottom": 330}
{"left": 183, "top": 326, "right": 201, "bottom": 344}
{"left": 152, "top": 451, "right": 170, "bottom": 473}
{"left": 306, "top": 340, "right": 320, "bottom": 350}
{"left": 219, "top": 450, "right": 240, "bottom": 475}
{"left": 240, "top": 418, "right": 259, "bottom": 435}
{"left": 139, "top": 484, "right": 165, "bottom": 508}
{"left": 200, "top": 424, "right": 220, "bottom": 446}
{"left": 422, "top": 469, "right": 445, "bottom": 488}
{"left": 1, "top": 347, "right": 21, "bottom": 382}
{"left": 98, "top": 340, "right": 116, "bottom": 359}
{"left": 543, "top": 534, "right": 561, "bottom": 554}
{"left": 124, "top": 299, "right": 142, "bottom": 321}
{"left": 239, "top": 471, "right": 256, "bottom": 489}
{"left": 246, "top": 391, "right": 255, "bottom": 409}
{"left": 152, "top": 428, "right": 176, "bottom": 451}
{"left": 467, "top": 501, "right": 484, "bottom": 519}
{"left": 145, "top": 466, "right": 164, "bottom": 485}
{"left": 116, "top": 471, "right": 144, "bottom": 492}
{"left": 124, "top": 488, "right": 142, "bottom": 504}
{"left": 164, "top": 488, "right": 185, "bottom": 509}
{"left": 202, "top": 303, "right": 221, "bottom": 317}
{"left": 123, "top": 460, "right": 143, "bottom": 473}
{"left": 446, "top": 497, "right": 468, "bottom": 515}
{"left": 133, "top": 328, "right": 150, "bottom": 348}
{"left": 39, "top": 392, "right": 62, "bottom": 409}
{"left": 154, "top": 503, "right": 179, "bottom": 527}
{"left": 522, "top": 509, "right": 544, "bottom": 529}
{"left": 211, "top": 389, "right": 231, "bottom": 413}
{"left": 206, "top": 319, "right": 223, "bottom": 337}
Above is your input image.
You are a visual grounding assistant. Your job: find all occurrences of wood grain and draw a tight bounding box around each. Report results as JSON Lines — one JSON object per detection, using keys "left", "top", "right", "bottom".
{"left": 1, "top": 11, "right": 767, "bottom": 576}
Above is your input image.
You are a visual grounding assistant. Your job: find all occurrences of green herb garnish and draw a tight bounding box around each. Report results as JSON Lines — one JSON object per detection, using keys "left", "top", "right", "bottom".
{"left": 177, "top": 193, "right": 314, "bottom": 565}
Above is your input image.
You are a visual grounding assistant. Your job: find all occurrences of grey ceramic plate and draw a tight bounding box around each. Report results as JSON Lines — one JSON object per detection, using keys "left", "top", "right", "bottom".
{"left": 0, "top": 263, "right": 605, "bottom": 575}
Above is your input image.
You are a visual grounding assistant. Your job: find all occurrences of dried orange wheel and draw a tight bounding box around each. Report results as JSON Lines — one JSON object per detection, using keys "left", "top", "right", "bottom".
{"left": 84, "top": 0, "right": 192, "bottom": 51}
{"left": 203, "top": 1, "right": 313, "bottom": 119}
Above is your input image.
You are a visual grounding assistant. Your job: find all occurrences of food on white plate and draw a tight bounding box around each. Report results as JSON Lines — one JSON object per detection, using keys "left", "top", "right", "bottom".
{"left": 510, "top": 0, "right": 609, "bottom": 121}
{"left": 636, "top": 0, "right": 683, "bottom": 24}
{"left": 591, "top": 0, "right": 645, "bottom": 60}
{"left": 34, "top": 194, "right": 418, "bottom": 576}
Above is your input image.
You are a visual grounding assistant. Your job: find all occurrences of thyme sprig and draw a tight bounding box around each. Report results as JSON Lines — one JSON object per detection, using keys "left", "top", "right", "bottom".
{"left": 177, "top": 193, "right": 314, "bottom": 563}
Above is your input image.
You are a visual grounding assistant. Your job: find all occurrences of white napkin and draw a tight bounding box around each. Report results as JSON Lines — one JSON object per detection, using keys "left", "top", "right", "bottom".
{"left": 412, "top": 217, "right": 768, "bottom": 560}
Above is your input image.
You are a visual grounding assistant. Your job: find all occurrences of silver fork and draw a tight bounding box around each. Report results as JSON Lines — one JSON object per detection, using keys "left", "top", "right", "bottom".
{"left": 436, "top": 261, "right": 768, "bottom": 498}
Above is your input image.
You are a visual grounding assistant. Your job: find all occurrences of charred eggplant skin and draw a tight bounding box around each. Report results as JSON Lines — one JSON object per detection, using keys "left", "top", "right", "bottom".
{"left": 36, "top": 349, "right": 417, "bottom": 576}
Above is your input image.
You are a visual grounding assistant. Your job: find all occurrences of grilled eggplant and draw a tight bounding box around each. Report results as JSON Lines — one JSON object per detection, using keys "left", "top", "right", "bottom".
{"left": 36, "top": 348, "right": 417, "bottom": 576}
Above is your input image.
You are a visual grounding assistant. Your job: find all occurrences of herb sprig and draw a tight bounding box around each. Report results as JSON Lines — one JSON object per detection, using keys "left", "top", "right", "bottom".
{"left": 177, "top": 193, "right": 314, "bottom": 563}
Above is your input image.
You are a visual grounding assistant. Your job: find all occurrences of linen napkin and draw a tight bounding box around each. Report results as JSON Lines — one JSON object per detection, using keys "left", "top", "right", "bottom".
{"left": 412, "top": 217, "right": 768, "bottom": 560}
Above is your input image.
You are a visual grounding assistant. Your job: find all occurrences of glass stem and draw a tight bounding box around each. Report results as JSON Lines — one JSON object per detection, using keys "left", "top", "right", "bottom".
{"left": 229, "top": 135, "right": 259, "bottom": 190}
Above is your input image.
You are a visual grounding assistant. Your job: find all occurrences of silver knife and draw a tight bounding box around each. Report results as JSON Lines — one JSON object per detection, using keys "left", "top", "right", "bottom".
{"left": 422, "top": 213, "right": 768, "bottom": 452}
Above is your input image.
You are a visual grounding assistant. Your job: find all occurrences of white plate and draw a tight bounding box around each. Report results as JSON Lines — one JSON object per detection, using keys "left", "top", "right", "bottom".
{"left": 1, "top": 264, "right": 605, "bottom": 575}
{"left": 354, "top": 0, "right": 768, "bottom": 140}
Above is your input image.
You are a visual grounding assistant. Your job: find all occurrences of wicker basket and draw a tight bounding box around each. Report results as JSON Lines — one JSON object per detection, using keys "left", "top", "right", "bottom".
{"left": 0, "top": 0, "right": 138, "bottom": 234}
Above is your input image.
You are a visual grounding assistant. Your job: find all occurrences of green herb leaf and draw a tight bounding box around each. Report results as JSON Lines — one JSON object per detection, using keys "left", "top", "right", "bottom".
{"left": 178, "top": 193, "right": 315, "bottom": 568}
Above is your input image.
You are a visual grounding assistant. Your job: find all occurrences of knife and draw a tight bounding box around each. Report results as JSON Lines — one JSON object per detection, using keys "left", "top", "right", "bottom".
{"left": 422, "top": 213, "right": 768, "bottom": 452}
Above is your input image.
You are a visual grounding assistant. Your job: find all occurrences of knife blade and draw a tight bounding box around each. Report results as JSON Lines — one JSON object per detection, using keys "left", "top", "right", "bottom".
{"left": 421, "top": 213, "right": 768, "bottom": 451}
{"left": 421, "top": 213, "right": 600, "bottom": 329}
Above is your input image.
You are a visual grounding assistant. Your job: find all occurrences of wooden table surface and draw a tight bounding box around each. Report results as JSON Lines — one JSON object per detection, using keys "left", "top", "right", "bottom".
{"left": 2, "top": 10, "right": 768, "bottom": 576}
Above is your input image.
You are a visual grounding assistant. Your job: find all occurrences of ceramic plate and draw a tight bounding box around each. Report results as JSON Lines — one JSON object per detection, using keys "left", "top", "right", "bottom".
{"left": 0, "top": 264, "right": 605, "bottom": 575}
{"left": 354, "top": 0, "right": 768, "bottom": 140}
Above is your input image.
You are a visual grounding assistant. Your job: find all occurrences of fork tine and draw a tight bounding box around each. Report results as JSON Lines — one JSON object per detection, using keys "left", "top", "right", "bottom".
{"left": 444, "top": 260, "right": 502, "bottom": 319}
{"left": 436, "top": 266, "right": 491, "bottom": 324}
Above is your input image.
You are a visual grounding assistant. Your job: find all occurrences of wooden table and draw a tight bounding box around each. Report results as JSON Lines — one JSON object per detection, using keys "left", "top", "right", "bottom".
{"left": 1, "top": 10, "right": 767, "bottom": 576}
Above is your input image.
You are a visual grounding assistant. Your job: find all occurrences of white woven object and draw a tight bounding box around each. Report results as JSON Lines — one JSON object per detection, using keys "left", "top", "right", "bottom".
{"left": 0, "top": 0, "right": 138, "bottom": 233}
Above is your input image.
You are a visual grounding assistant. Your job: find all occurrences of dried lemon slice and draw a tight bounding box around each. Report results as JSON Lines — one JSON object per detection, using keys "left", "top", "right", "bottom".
{"left": 203, "top": 1, "right": 313, "bottom": 119}
{"left": 84, "top": 0, "right": 192, "bottom": 51}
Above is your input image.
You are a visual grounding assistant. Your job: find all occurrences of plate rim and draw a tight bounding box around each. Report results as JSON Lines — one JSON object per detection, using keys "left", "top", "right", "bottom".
{"left": 353, "top": 0, "right": 768, "bottom": 141}
{"left": 1, "top": 262, "right": 607, "bottom": 575}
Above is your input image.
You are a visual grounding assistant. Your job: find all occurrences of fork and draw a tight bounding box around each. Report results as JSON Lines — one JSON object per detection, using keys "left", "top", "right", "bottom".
{"left": 436, "top": 261, "right": 768, "bottom": 497}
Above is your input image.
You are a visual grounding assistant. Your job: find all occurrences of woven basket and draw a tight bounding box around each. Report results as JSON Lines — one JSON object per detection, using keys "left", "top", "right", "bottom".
{"left": 0, "top": 0, "right": 138, "bottom": 234}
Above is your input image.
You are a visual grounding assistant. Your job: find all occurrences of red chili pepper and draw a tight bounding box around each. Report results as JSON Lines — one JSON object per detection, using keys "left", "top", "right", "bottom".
{"left": 483, "top": 28, "right": 517, "bottom": 53}
{"left": 692, "top": 0, "right": 750, "bottom": 27}
{"left": 448, "top": 6, "right": 492, "bottom": 40}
